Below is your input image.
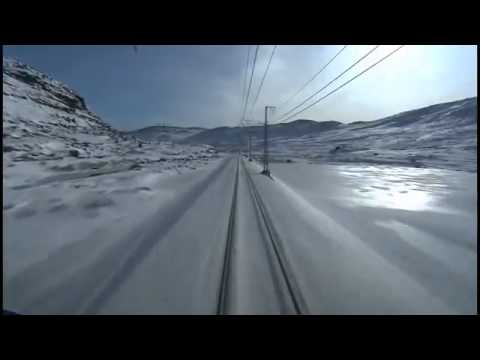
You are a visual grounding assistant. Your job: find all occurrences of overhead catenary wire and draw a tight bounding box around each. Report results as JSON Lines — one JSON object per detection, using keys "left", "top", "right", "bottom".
{"left": 278, "top": 45, "right": 405, "bottom": 123}
{"left": 241, "top": 45, "right": 260, "bottom": 123}
{"left": 239, "top": 46, "right": 252, "bottom": 135}
{"left": 249, "top": 45, "right": 278, "bottom": 117}
{"left": 276, "top": 45, "right": 381, "bottom": 122}
{"left": 239, "top": 46, "right": 258, "bottom": 152}
{"left": 240, "top": 45, "right": 251, "bottom": 121}
{"left": 277, "top": 45, "right": 348, "bottom": 109}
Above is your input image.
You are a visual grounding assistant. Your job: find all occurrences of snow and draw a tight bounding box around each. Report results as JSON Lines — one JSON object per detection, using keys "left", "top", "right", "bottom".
{"left": 257, "top": 161, "right": 476, "bottom": 314}
{"left": 3, "top": 158, "right": 225, "bottom": 278}
{"left": 4, "top": 155, "right": 476, "bottom": 314}
{"left": 3, "top": 158, "right": 231, "bottom": 314}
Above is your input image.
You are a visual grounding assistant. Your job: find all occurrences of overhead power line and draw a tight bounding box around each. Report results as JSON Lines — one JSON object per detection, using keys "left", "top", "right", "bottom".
{"left": 279, "top": 45, "right": 405, "bottom": 123}
{"left": 276, "top": 45, "right": 381, "bottom": 122}
{"left": 277, "top": 45, "right": 348, "bottom": 109}
{"left": 240, "top": 45, "right": 251, "bottom": 120}
{"left": 241, "top": 45, "right": 260, "bottom": 123}
{"left": 249, "top": 45, "right": 278, "bottom": 116}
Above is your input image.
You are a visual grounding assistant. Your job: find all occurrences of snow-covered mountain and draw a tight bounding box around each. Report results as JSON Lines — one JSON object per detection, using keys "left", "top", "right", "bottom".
{"left": 3, "top": 58, "right": 120, "bottom": 160}
{"left": 128, "top": 125, "right": 205, "bottom": 143}
{"left": 180, "top": 98, "right": 477, "bottom": 172}
{"left": 3, "top": 57, "right": 218, "bottom": 179}
{"left": 269, "top": 98, "right": 477, "bottom": 171}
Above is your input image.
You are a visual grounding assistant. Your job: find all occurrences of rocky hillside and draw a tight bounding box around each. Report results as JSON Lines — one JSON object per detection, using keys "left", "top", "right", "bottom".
{"left": 3, "top": 57, "right": 219, "bottom": 185}
{"left": 266, "top": 97, "right": 477, "bottom": 171}
{"left": 128, "top": 125, "right": 205, "bottom": 143}
{"left": 2, "top": 58, "right": 136, "bottom": 161}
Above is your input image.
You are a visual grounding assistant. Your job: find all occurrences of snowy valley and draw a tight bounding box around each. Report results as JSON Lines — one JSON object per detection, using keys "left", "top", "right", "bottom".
{"left": 3, "top": 57, "right": 477, "bottom": 315}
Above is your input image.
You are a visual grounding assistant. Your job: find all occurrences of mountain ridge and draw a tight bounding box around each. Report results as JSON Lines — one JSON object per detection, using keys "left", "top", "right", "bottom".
{"left": 128, "top": 97, "right": 476, "bottom": 146}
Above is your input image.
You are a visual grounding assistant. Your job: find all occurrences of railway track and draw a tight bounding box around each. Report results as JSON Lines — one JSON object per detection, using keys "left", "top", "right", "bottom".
{"left": 216, "top": 156, "right": 308, "bottom": 315}
{"left": 216, "top": 157, "right": 239, "bottom": 314}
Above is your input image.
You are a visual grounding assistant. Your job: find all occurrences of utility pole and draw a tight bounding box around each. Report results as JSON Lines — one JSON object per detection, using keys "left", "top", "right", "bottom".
{"left": 262, "top": 106, "right": 275, "bottom": 176}
{"left": 248, "top": 132, "right": 252, "bottom": 161}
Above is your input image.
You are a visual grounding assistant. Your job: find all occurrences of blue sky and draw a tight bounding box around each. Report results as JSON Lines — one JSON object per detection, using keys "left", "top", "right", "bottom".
{"left": 3, "top": 45, "right": 477, "bottom": 130}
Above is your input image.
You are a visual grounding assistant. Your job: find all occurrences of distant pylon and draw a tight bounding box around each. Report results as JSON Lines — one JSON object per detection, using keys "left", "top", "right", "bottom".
{"left": 262, "top": 106, "right": 275, "bottom": 176}
{"left": 248, "top": 132, "right": 252, "bottom": 161}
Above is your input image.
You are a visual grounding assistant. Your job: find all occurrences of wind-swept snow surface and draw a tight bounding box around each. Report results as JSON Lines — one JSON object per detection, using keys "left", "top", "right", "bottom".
{"left": 4, "top": 157, "right": 476, "bottom": 314}
{"left": 255, "top": 161, "right": 476, "bottom": 314}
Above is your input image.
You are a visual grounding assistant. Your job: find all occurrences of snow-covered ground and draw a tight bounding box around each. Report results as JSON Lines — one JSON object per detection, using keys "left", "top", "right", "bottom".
{"left": 4, "top": 157, "right": 476, "bottom": 314}
{"left": 3, "top": 158, "right": 227, "bottom": 312}
{"left": 259, "top": 160, "right": 476, "bottom": 314}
